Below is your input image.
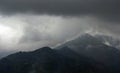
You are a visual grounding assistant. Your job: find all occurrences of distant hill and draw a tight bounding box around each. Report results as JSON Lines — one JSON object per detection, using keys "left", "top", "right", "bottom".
{"left": 56, "top": 33, "right": 120, "bottom": 72}
{"left": 0, "top": 46, "right": 111, "bottom": 73}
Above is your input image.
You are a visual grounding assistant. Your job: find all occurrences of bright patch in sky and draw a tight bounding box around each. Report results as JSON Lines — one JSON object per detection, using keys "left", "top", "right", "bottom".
{"left": 0, "top": 24, "right": 23, "bottom": 46}
{"left": 0, "top": 25, "right": 15, "bottom": 39}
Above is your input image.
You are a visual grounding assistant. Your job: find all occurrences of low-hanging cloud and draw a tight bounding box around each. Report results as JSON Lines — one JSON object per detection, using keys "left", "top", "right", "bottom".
{"left": 18, "top": 15, "right": 92, "bottom": 47}
{"left": 0, "top": 14, "right": 93, "bottom": 53}
{"left": 0, "top": 0, "right": 120, "bottom": 57}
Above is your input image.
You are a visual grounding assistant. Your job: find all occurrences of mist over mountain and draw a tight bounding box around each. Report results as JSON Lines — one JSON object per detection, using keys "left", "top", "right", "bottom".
{"left": 0, "top": 33, "right": 120, "bottom": 73}
{"left": 56, "top": 33, "right": 120, "bottom": 49}
{"left": 56, "top": 33, "right": 120, "bottom": 72}
{"left": 94, "top": 34, "right": 120, "bottom": 49}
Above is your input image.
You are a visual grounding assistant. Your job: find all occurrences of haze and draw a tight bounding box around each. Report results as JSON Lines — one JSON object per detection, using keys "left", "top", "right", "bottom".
{"left": 0, "top": 0, "right": 120, "bottom": 57}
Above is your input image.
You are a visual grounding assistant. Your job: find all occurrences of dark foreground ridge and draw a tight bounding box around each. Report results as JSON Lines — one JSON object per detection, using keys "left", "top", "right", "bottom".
{"left": 0, "top": 34, "right": 120, "bottom": 73}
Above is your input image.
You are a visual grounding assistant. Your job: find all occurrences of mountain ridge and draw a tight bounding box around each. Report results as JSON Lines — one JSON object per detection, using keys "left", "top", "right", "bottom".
{"left": 0, "top": 46, "right": 112, "bottom": 73}
{"left": 0, "top": 33, "right": 120, "bottom": 73}
{"left": 55, "top": 33, "right": 120, "bottom": 72}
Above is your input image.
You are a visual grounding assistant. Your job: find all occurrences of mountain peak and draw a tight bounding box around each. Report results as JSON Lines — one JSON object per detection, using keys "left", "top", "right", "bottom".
{"left": 70, "top": 33, "right": 103, "bottom": 46}
{"left": 82, "top": 33, "right": 93, "bottom": 37}
{"left": 80, "top": 33, "right": 95, "bottom": 39}
{"left": 33, "top": 46, "right": 52, "bottom": 53}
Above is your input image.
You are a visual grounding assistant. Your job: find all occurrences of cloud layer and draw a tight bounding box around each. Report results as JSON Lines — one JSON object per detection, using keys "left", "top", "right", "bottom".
{"left": 0, "top": 0, "right": 119, "bottom": 15}
{"left": 0, "top": 0, "right": 120, "bottom": 57}
{"left": 0, "top": 14, "right": 91, "bottom": 51}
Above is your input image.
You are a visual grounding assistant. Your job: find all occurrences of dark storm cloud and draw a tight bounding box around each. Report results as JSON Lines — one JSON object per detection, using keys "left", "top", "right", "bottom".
{"left": 0, "top": 0, "right": 120, "bottom": 16}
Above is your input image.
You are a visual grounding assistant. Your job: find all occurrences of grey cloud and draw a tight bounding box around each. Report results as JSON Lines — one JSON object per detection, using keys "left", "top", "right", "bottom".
{"left": 0, "top": 0, "right": 119, "bottom": 16}
{"left": 17, "top": 15, "right": 92, "bottom": 47}
{"left": 0, "top": 0, "right": 119, "bottom": 24}
{"left": 19, "top": 26, "right": 42, "bottom": 43}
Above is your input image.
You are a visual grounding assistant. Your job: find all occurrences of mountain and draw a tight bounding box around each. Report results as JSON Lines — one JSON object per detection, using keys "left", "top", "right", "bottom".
{"left": 0, "top": 47, "right": 62, "bottom": 73}
{"left": 0, "top": 46, "right": 111, "bottom": 73}
{"left": 56, "top": 33, "right": 120, "bottom": 72}
{"left": 0, "top": 33, "right": 120, "bottom": 73}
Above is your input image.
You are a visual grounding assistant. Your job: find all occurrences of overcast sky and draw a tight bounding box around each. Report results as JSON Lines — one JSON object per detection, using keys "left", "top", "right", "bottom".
{"left": 0, "top": 0, "right": 120, "bottom": 57}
